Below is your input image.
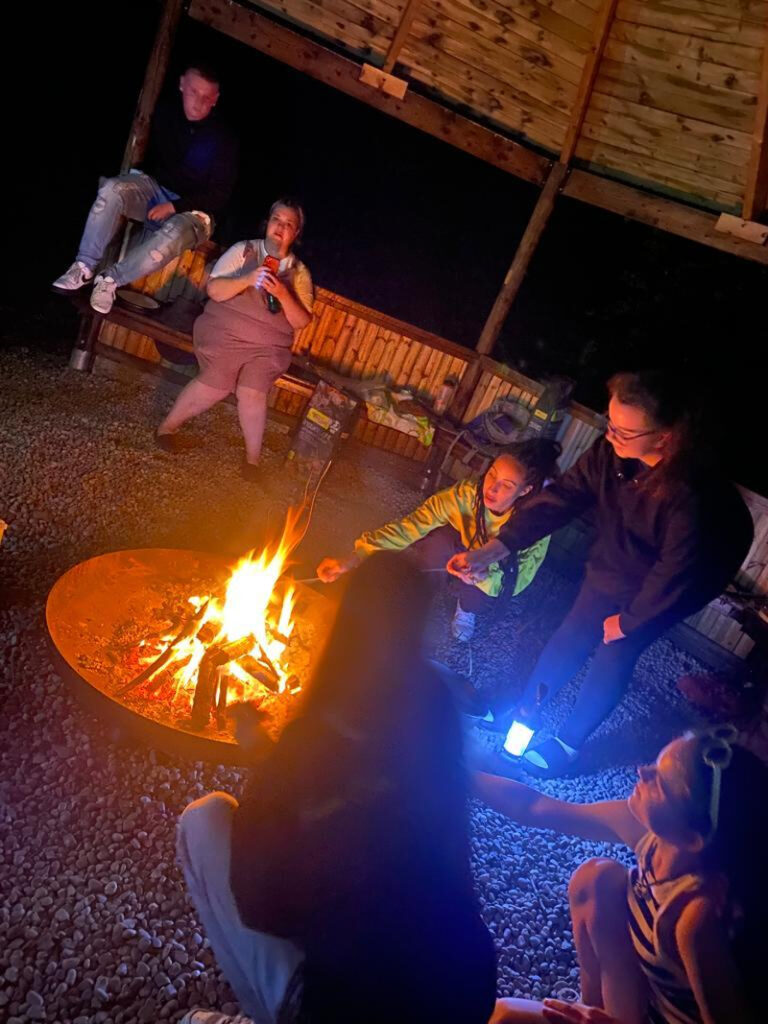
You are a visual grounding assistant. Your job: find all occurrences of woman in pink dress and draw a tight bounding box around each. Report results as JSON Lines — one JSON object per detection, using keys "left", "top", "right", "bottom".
{"left": 156, "top": 198, "right": 313, "bottom": 480}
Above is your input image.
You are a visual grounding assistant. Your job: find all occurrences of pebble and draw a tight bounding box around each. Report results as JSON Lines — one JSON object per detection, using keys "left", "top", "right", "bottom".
{"left": 0, "top": 346, "right": 710, "bottom": 1015}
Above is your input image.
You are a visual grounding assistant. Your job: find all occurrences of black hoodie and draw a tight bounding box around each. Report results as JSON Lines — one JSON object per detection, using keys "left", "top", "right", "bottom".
{"left": 143, "top": 95, "right": 239, "bottom": 220}
{"left": 498, "top": 437, "right": 753, "bottom": 634}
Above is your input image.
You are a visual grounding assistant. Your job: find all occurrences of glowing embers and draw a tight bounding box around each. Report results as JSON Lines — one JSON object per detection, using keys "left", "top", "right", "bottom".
{"left": 120, "top": 506, "right": 306, "bottom": 732}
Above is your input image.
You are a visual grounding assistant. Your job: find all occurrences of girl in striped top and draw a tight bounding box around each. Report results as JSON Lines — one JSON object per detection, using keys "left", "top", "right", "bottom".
{"left": 475, "top": 727, "right": 767, "bottom": 1024}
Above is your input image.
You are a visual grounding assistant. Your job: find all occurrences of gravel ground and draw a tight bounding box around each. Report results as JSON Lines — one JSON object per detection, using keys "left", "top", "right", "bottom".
{"left": 0, "top": 345, "right": 712, "bottom": 1022}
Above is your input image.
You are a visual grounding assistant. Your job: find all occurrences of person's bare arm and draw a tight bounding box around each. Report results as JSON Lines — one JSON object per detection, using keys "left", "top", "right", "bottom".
{"left": 206, "top": 268, "right": 259, "bottom": 302}
{"left": 258, "top": 270, "right": 312, "bottom": 329}
{"left": 474, "top": 772, "right": 644, "bottom": 847}
{"left": 676, "top": 896, "right": 754, "bottom": 1024}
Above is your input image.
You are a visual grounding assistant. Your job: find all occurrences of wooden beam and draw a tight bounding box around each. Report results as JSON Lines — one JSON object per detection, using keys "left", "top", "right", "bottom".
{"left": 564, "top": 170, "right": 768, "bottom": 266}
{"left": 187, "top": 0, "right": 548, "bottom": 186}
{"left": 382, "top": 0, "right": 424, "bottom": 74}
{"left": 189, "top": 0, "right": 768, "bottom": 268}
{"left": 743, "top": 29, "right": 768, "bottom": 220}
{"left": 121, "top": 0, "right": 185, "bottom": 171}
{"left": 560, "top": 0, "right": 619, "bottom": 166}
{"left": 476, "top": 162, "right": 569, "bottom": 355}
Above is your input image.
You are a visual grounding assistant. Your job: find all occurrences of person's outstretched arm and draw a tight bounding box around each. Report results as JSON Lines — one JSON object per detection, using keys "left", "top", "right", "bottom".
{"left": 317, "top": 481, "right": 467, "bottom": 582}
{"left": 474, "top": 772, "right": 644, "bottom": 847}
{"left": 448, "top": 441, "right": 604, "bottom": 581}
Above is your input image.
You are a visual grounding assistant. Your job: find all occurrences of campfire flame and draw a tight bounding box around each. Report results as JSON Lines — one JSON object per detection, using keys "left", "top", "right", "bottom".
{"left": 129, "top": 504, "right": 308, "bottom": 727}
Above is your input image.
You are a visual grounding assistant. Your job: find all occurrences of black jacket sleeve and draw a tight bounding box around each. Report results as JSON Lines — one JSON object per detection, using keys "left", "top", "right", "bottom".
{"left": 498, "top": 441, "right": 601, "bottom": 552}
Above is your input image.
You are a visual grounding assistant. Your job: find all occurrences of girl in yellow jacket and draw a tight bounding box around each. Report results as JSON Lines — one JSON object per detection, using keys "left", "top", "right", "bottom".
{"left": 317, "top": 439, "right": 560, "bottom": 641}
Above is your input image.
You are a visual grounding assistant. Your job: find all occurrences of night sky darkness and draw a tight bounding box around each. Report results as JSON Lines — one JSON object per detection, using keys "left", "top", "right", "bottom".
{"left": 7, "top": 1, "right": 766, "bottom": 490}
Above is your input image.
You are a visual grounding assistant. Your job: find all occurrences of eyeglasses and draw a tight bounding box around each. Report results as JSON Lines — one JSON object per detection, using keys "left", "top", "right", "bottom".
{"left": 605, "top": 416, "right": 659, "bottom": 442}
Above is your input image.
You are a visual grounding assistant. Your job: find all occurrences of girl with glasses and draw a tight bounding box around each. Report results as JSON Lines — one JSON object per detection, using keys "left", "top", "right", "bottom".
{"left": 448, "top": 370, "right": 753, "bottom": 776}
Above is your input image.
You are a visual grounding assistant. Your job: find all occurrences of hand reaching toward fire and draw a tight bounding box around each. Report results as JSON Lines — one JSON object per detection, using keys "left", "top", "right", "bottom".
{"left": 446, "top": 538, "right": 510, "bottom": 584}
{"left": 316, "top": 553, "right": 361, "bottom": 583}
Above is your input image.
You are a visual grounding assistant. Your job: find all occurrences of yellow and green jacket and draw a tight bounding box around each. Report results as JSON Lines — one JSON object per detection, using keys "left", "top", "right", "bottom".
{"left": 354, "top": 478, "right": 550, "bottom": 598}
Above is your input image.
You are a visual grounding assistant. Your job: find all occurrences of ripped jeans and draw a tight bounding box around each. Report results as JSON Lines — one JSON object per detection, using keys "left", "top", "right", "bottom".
{"left": 76, "top": 172, "right": 212, "bottom": 287}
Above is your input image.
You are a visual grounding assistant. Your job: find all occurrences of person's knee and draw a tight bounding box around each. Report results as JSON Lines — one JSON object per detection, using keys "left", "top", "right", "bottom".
{"left": 236, "top": 386, "right": 267, "bottom": 406}
{"left": 569, "top": 857, "right": 625, "bottom": 912}
{"left": 93, "top": 176, "right": 123, "bottom": 214}
{"left": 178, "top": 791, "right": 237, "bottom": 847}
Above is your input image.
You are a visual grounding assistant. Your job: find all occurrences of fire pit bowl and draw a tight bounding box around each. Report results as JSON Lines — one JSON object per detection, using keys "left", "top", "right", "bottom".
{"left": 46, "top": 548, "right": 336, "bottom": 764}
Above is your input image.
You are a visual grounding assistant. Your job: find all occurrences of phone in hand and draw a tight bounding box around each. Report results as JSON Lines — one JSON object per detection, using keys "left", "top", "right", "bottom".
{"left": 261, "top": 255, "right": 282, "bottom": 313}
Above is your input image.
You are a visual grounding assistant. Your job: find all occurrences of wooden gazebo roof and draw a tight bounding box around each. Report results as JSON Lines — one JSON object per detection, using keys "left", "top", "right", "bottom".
{"left": 127, "top": 0, "right": 768, "bottom": 352}
{"left": 235, "top": 0, "right": 766, "bottom": 217}
{"left": 185, "top": 0, "right": 768, "bottom": 222}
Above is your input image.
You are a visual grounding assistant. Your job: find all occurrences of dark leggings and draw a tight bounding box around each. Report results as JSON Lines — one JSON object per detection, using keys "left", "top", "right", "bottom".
{"left": 405, "top": 526, "right": 497, "bottom": 615}
{"left": 514, "top": 581, "right": 672, "bottom": 748}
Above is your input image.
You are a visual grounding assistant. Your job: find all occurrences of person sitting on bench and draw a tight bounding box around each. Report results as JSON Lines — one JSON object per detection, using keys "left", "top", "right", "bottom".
{"left": 52, "top": 63, "right": 238, "bottom": 315}
{"left": 316, "top": 439, "right": 560, "bottom": 642}
{"left": 155, "top": 198, "right": 313, "bottom": 480}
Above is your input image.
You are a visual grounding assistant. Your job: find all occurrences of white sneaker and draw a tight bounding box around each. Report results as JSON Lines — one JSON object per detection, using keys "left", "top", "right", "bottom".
{"left": 90, "top": 275, "right": 117, "bottom": 314}
{"left": 451, "top": 601, "right": 476, "bottom": 642}
{"left": 52, "top": 261, "right": 93, "bottom": 291}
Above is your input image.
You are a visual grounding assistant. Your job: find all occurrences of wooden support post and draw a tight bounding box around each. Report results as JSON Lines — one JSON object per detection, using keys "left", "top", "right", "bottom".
{"left": 476, "top": 162, "right": 568, "bottom": 356}
{"left": 121, "top": 0, "right": 185, "bottom": 172}
{"left": 559, "top": 0, "right": 618, "bottom": 166}
{"left": 382, "top": 0, "right": 423, "bottom": 74}
{"left": 743, "top": 31, "right": 768, "bottom": 220}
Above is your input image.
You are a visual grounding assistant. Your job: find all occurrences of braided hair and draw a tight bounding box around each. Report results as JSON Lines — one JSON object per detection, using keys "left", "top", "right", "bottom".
{"left": 470, "top": 438, "right": 561, "bottom": 547}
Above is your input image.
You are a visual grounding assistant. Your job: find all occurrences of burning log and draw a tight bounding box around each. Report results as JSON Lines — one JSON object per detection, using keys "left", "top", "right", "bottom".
{"left": 190, "top": 634, "right": 256, "bottom": 730}
{"left": 117, "top": 600, "right": 210, "bottom": 696}
{"left": 239, "top": 655, "right": 280, "bottom": 692}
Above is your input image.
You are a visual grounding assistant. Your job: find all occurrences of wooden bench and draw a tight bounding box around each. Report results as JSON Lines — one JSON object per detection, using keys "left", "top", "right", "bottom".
{"left": 67, "top": 243, "right": 442, "bottom": 464}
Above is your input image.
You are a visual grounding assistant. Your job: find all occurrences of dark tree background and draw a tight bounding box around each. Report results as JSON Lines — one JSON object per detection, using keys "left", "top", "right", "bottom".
{"left": 6, "top": 1, "right": 765, "bottom": 490}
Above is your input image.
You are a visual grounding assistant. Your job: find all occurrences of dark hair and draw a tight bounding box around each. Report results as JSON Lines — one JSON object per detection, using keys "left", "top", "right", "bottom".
{"left": 607, "top": 370, "right": 700, "bottom": 494}
{"left": 680, "top": 737, "right": 768, "bottom": 1014}
{"left": 471, "top": 438, "right": 561, "bottom": 547}
{"left": 303, "top": 553, "right": 459, "bottom": 774}
{"left": 184, "top": 62, "right": 221, "bottom": 86}
{"left": 267, "top": 197, "right": 306, "bottom": 243}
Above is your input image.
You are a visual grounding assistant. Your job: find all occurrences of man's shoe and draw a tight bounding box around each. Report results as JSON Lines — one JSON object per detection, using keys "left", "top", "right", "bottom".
{"left": 52, "top": 261, "right": 93, "bottom": 291}
{"left": 90, "top": 275, "right": 117, "bottom": 314}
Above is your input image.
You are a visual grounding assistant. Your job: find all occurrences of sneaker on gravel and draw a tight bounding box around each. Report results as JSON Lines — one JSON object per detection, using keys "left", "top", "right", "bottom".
{"left": 90, "top": 275, "right": 117, "bottom": 314}
{"left": 451, "top": 600, "right": 476, "bottom": 642}
{"left": 180, "top": 1011, "right": 254, "bottom": 1024}
{"left": 52, "top": 261, "right": 93, "bottom": 291}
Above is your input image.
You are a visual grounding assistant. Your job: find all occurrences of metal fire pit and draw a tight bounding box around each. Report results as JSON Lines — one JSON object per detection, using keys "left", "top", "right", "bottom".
{"left": 46, "top": 548, "right": 335, "bottom": 764}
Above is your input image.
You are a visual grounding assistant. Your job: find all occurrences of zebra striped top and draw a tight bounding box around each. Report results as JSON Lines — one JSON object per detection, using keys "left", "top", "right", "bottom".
{"left": 627, "top": 832, "right": 720, "bottom": 1024}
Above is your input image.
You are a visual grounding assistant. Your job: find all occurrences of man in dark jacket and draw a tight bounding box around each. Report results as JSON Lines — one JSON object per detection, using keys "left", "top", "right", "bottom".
{"left": 448, "top": 370, "right": 754, "bottom": 777}
{"left": 53, "top": 63, "right": 239, "bottom": 315}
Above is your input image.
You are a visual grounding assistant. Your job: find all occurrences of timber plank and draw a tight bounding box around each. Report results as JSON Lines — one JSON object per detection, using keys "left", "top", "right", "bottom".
{"left": 578, "top": 118, "right": 748, "bottom": 185}
{"left": 577, "top": 136, "right": 745, "bottom": 203}
{"left": 617, "top": 0, "right": 766, "bottom": 49}
{"left": 595, "top": 56, "right": 758, "bottom": 131}
{"left": 610, "top": 19, "right": 762, "bottom": 73}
